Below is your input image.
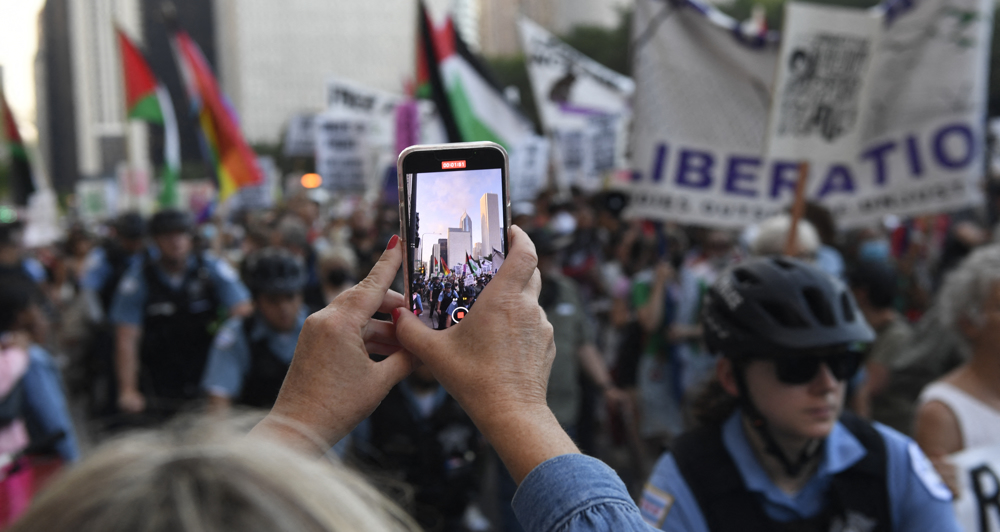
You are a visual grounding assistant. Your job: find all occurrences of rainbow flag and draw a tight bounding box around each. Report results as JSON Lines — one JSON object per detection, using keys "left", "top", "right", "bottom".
{"left": 0, "top": 89, "right": 35, "bottom": 206}
{"left": 171, "top": 30, "right": 261, "bottom": 200}
{"left": 117, "top": 28, "right": 180, "bottom": 207}
{"left": 441, "top": 261, "right": 451, "bottom": 276}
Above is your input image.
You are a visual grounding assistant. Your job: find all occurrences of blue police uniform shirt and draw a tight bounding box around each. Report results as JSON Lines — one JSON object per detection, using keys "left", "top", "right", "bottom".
{"left": 639, "top": 410, "right": 960, "bottom": 531}
{"left": 109, "top": 253, "right": 250, "bottom": 326}
{"left": 200, "top": 308, "right": 307, "bottom": 398}
{"left": 21, "top": 258, "right": 46, "bottom": 284}
{"left": 79, "top": 246, "right": 151, "bottom": 292}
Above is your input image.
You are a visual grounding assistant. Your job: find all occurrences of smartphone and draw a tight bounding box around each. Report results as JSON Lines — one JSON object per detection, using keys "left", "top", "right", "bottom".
{"left": 397, "top": 142, "right": 511, "bottom": 327}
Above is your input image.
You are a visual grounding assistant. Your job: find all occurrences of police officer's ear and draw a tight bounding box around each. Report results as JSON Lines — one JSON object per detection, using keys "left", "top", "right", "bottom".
{"left": 717, "top": 357, "right": 740, "bottom": 398}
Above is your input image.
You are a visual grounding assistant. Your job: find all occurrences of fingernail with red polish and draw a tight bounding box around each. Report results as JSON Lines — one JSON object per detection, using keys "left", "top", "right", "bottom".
{"left": 387, "top": 235, "right": 399, "bottom": 250}
{"left": 391, "top": 308, "right": 402, "bottom": 322}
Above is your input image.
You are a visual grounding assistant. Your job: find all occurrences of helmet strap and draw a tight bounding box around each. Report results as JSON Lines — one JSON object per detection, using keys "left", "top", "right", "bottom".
{"left": 733, "top": 366, "right": 825, "bottom": 478}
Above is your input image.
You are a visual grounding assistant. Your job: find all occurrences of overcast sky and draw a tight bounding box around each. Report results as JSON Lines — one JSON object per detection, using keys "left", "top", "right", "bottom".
{"left": 414, "top": 168, "right": 502, "bottom": 264}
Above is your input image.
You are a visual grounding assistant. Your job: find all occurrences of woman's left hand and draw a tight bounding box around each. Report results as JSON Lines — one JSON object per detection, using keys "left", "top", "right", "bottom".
{"left": 251, "top": 235, "right": 417, "bottom": 455}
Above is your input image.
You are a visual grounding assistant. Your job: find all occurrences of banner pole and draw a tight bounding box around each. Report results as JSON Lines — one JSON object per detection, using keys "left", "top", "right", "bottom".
{"left": 784, "top": 161, "right": 809, "bottom": 257}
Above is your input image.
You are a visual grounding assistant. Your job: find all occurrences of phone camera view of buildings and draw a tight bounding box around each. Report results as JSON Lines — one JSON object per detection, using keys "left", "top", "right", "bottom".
{"left": 406, "top": 168, "right": 505, "bottom": 328}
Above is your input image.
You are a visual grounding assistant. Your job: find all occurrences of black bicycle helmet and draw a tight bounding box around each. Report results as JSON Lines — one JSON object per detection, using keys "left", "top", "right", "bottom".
{"left": 702, "top": 256, "right": 874, "bottom": 360}
{"left": 148, "top": 209, "right": 193, "bottom": 236}
{"left": 703, "top": 256, "right": 875, "bottom": 476}
{"left": 242, "top": 248, "right": 306, "bottom": 297}
{"left": 115, "top": 212, "right": 146, "bottom": 239}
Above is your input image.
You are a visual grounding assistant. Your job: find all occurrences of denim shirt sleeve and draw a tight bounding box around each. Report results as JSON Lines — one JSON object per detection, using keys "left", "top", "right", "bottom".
{"left": 22, "top": 346, "right": 80, "bottom": 462}
{"left": 512, "top": 454, "right": 657, "bottom": 532}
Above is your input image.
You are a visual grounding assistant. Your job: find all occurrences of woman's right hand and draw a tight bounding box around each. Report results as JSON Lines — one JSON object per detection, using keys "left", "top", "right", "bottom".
{"left": 395, "top": 226, "right": 578, "bottom": 483}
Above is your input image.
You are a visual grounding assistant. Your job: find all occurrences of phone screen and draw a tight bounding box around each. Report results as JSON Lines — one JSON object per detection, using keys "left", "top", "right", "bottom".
{"left": 400, "top": 144, "right": 509, "bottom": 328}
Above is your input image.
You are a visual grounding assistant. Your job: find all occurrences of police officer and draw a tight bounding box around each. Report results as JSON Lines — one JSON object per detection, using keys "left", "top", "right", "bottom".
{"left": 79, "top": 212, "right": 148, "bottom": 416}
{"left": 350, "top": 364, "right": 485, "bottom": 531}
{"left": 640, "top": 257, "right": 960, "bottom": 531}
{"left": 110, "top": 209, "right": 251, "bottom": 419}
{"left": 81, "top": 212, "right": 148, "bottom": 317}
{"left": 0, "top": 216, "right": 46, "bottom": 286}
{"left": 436, "top": 282, "right": 457, "bottom": 330}
{"left": 201, "top": 248, "right": 308, "bottom": 411}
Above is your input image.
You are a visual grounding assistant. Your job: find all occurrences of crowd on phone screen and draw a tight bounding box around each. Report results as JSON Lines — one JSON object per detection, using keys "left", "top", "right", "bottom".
{"left": 2, "top": 180, "right": 1000, "bottom": 531}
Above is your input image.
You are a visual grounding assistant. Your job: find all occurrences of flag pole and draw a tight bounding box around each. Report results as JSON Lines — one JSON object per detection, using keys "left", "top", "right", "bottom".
{"left": 114, "top": 20, "right": 139, "bottom": 212}
{"left": 784, "top": 161, "right": 809, "bottom": 257}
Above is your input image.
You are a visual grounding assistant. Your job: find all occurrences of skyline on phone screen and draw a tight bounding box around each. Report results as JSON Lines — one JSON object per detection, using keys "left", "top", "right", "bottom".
{"left": 412, "top": 169, "right": 505, "bottom": 267}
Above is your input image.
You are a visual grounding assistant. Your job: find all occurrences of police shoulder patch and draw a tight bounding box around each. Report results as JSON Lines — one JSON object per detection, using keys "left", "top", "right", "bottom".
{"left": 640, "top": 484, "right": 674, "bottom": 528}
{"left": 215, "top": 260, "right": 239, "bottom": 282}
{"left": 119, "top": 275, "right": 139, "bottom": 295}
{"left": 214, "top": 327, "right": 238, "bottom": 350}
{"left": 907, "top": 442, "right": 953, "bottom": 501}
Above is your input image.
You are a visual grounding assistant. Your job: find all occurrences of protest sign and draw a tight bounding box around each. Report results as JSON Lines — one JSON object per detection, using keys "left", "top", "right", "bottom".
{"left": 283, "top": 114, "right": 316, "bottom": 157}
{"left": 952, "top": 445, "right": 1000, "bottom": 531}
{"left": 314, "top": 112, "right": 369, "bottom": 193}
{"left": 509, "top": 134, "right": 551, "bottom": 203}
{"left": 766, "top": 4, "right": 881, "bottom": 162}
{"left": 519, "top": 17, "right": 633, "bottom": 191}
{"left": 626, "top": 0, "right": 991, "bottom": 228}
{"left": 76, "top": 179, "right": 119, "bottom": 221}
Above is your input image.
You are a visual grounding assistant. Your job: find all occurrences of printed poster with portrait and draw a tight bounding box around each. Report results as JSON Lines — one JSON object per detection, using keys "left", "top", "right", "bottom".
{"left": 765, "top": 3, "right": 881, "bottom": 162}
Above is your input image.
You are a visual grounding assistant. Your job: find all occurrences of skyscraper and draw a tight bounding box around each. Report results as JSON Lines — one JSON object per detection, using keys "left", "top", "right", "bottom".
{"left": 448, "top": 227, "right": 472, "bottom": 269}
{"left": 480, "top": 192, "right": 502, "bottom": 256}
{"left": 460, "top": 210, "right": 472, "bottom": 232}
{"left": 438, "top": 238, "right": 449, "bottom": 270}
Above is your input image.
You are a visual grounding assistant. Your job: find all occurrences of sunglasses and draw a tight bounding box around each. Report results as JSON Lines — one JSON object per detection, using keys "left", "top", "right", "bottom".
{"left": 770, "top": 352, "right": 864, "bottom": 385}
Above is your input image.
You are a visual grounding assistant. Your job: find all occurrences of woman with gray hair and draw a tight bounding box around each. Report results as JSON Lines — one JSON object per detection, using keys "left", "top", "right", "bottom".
{"left": 915, "top": 244, "right": 1000, "bottom": 495}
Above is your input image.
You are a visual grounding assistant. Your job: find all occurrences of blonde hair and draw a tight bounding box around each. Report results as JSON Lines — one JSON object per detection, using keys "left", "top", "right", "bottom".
{"left": 11, "top": 414, "right": 420, "bottom": 532}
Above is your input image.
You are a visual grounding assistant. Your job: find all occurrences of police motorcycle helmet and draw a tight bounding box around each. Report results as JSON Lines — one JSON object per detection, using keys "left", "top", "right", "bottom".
{"left": 148, "top": 209, "right": 194, "bottom": 236}
{"left": 242, "top": 248, "right": 307, "bottom": 297}
{"left": 115, "top": 212, "right": 147, "bottom": 239}
{"left": 701, "top": 256, "right": 874, "bottom": 475}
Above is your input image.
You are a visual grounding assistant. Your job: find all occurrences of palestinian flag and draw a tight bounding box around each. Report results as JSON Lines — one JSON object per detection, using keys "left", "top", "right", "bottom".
{"left": 431, "top": 255, "right": 439, "bottom": 272}
{"left": 171, "top": 30, "right": 262, "bottom": 201}
{"left": 465, "top": 251, "right": 480, "bottom": 276}
{"left": 417, "top": 1, "right": 534, "bottom": 149}
{"left": 117, "top": 28, "right": 181, "bottom": 207}
{"left": 0, "top": 90, "right": 36, "bottom": 206}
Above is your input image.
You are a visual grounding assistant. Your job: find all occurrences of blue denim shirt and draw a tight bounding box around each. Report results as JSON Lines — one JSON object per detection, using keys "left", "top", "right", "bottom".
{"left": 513, "top": 454, "right": 656, "bottom": 531}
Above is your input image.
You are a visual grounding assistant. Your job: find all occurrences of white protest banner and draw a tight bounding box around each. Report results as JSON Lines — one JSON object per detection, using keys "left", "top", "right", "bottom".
{"left": 508, "top": 134, "right": 551, "bottom": 203}
{"left": 314, "top": 112, "right": 369, "bottom": 193}
{"left": 519, "top": 17, "right": 633, "bottom": 191}
{"left": 626, "top": 0, "right": 991, "bottom": 229}
{"left": 766, "top": 4, "right": 881, "bottom": 161}
{"left": 465, "top": 273, "right": 475, "bottom": 286}
{"left": 952, "top": 445, "right": 1000, "bottom": 531}
{"left": 283, "top": 114, "right": 316, "bottom": 157}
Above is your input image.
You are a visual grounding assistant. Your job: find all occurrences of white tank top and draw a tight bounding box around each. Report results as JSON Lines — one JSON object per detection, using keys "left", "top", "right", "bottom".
{"left": 919, "top": 382, "right": 1000, "bottom": 450}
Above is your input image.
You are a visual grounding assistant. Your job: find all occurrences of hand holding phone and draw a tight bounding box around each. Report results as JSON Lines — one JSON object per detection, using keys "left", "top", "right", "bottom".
{"left": 397, "top": 142, "right": 511, "bottom": 329}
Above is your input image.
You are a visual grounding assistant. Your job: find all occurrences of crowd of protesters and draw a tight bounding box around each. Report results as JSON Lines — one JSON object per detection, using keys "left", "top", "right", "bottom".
{"left": 0, "top": 180, "right": 999, "bottom": 530}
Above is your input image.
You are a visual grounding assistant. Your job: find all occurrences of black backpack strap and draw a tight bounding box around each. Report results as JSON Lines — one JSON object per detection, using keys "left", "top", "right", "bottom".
{"left": 830, "top": 412, "right": 892, "bottom": 532}
{"left": 672, "top": 424, "right": 773, "bottom": 532}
